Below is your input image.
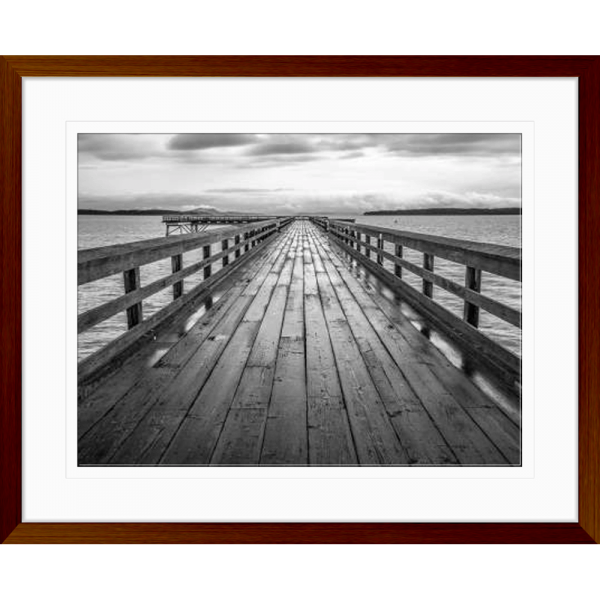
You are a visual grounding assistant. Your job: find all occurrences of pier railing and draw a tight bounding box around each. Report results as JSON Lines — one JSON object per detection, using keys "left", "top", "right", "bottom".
{"left": 312, "top": 217, "right": 521, "bottom": 384}
{"left": 78, "top": 218, "right": 291, "bottom": 382}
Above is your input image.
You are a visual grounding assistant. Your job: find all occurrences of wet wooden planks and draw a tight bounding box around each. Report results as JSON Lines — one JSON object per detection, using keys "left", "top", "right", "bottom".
{"left": 78, "top": 220, "right": 520, "bottom": 466}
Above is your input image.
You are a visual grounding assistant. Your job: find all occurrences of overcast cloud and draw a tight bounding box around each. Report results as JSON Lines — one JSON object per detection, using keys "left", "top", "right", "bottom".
{"left": 78, "top": 133, "right": 521, "bottom": 214}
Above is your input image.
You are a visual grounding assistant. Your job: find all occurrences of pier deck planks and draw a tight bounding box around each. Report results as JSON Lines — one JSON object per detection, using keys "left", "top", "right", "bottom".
{"left": 79, "top": 220, "right": 521, "bottom": 466}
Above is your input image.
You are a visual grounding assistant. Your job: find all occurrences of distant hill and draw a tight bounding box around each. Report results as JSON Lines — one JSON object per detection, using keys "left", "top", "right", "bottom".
{"left": 78, "top": 207, "right": 257, "bottom": 216}
{"left": 364, "top": 207, "right": 521, "bottom": 216}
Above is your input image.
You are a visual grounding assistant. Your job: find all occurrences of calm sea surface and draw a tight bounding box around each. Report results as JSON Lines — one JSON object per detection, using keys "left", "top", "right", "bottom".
{"left": 78, "top": 215, "right": 521, "bottom": 361}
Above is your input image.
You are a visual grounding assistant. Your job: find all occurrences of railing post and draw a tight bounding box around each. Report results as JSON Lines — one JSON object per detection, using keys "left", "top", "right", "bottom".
{"left": 365, "top": 234, "right": 371, "bottom": 258}
{"left": 464, "top": 266, "right": 482, "bottom": 327}
{"left": 349, "top": 229, "right": 355, "bottom": 249}
{"left": 377, "top": 235, "right": 384, "bottom": 265}
{"left": 171, "top": 254, "right": 183, "bottom": 299}
{"left": 123, "top": 267, "right": 143, "bottom": 329}
{"left": 356, "top": 231, "right": 361, "bottom": 253}
{"left": 422, "top": 253, "right": 434, "bottom": 297}
{"left": 203, "top": 244, "right": 211, "bottom": 280}
{"left": 394, "top": 245, "right": 403, "bottom": 278}
{"left": 234, "top": 234, "right": 241, "bottom": 258}
{"left": 222, "top": 239, "right": 229, "bottom": 267}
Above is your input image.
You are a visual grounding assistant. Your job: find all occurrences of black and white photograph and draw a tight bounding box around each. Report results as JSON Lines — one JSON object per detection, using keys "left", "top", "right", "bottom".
{"left": 77, "top": 132, "right": 522, "bottom": 466}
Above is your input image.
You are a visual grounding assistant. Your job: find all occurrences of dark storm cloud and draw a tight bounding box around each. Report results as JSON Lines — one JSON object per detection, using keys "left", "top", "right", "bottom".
{"left": 305, "top": 133, "right": 520, "bottom": 158}
{"left": 384, "top": 134, "right": 521, "bottom": 157}
{"left": 78, "top": 134, "right": 162, "bottom": 161}
{"left": 340, "top": 150, "right": 365, "bottom": 159}
{"left": 244, "top": 134, "right": 379, "bottom": 157}
{"left": 167, "top": 133, "right": 258, "bottom": 151}
{"left": 318, "top": 134, "right": 384, "bottom": 152}
{"left": 246, "top": 139, "right": 315, "bottom": 156}
{"left": 241, "top": 133, "right": 520, "bottom": 162}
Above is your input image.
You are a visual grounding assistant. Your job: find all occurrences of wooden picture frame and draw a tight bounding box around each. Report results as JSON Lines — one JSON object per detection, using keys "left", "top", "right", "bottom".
{"left": 1, "top": 56, "right": 597, "bottom": 544}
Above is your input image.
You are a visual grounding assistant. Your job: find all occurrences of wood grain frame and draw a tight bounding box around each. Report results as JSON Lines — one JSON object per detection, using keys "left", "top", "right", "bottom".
{"left": 1, "top": 56, "right": 597, "bottom": 544}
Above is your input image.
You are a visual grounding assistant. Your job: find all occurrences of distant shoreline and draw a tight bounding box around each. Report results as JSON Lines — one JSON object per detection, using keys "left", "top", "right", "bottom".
{"left": 78, "top": 207, "right": 522, "bottom": 217}
{"left": 363, "top": 208, "right": 521, "bottom": 216}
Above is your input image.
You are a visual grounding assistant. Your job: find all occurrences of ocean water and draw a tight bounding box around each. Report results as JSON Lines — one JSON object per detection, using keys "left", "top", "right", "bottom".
{"left": 77, "top": 215, "right": 521, "bottom": 361}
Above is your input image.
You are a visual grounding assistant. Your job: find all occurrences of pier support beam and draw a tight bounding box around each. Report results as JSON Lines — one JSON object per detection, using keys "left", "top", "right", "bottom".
{"left": 377, "top": 235, "right": 384, "bottom": 265}
{"left": 171, "top": 254, "right": 183, "bottom": 299}
{"left": 222, "top": 239, "right": 229, "bottom": 267}
{"left": 464, "top": 266, "right": 482, "bottom": 327}
{"left": 203, "top": 245, "right": 211, "bottom": 280}
{"left": 394, "top": 245, "right": 403, "bottom": 278}
{"left": 422, "top": 253, "right": 434, "bottom": 297}
{"left": 123, "top": 267, "right": 143, "bottom": 328}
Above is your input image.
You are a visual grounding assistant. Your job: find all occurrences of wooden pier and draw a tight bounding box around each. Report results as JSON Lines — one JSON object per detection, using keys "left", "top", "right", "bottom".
{"left": 78, "top": 218, "right": 521, "bottom": 466}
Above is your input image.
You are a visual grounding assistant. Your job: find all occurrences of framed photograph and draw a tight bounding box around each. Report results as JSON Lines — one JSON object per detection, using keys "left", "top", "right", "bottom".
{"left": 1, "top": 56, "right": 598, "bottom": 543}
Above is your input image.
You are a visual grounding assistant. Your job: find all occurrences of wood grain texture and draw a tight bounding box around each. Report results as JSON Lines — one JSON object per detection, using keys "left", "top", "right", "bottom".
{"left": 0, "top": 56, "right": 23, "bottom": 545}
{"left": 3, "top": 523, "right": 594, "bottom": 544}
{"left": 1, "top": 55, "right": 599, "bottom": 544}
{"left": 2, "top": 55, "right": 597, "bottom": 77}
{"left": 578, "top": 55, "right": 600, "bottom": 546}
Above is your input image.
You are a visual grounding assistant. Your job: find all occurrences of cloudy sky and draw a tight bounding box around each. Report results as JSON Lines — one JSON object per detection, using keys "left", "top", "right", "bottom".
{"left": 78, "top": 133, "right": 521, "bottom": 214}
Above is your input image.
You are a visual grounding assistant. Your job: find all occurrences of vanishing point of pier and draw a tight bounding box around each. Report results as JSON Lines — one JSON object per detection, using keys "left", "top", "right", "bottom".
{"left": 78, "top": 215, "right": 521, "bottom": 466}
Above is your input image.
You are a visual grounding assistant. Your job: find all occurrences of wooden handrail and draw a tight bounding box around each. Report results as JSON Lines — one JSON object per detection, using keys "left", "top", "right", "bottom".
{"left": 311, "top": 216, "right": 522, "bottom": 384}
{"left": 315, "top": 218, "right": 521, "bottom": 280}
{"left": 79, "top": 219, "right": 283, "bottom": 285}
{"left": 78, "top": 217, "right": 292, "bottom": 381}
